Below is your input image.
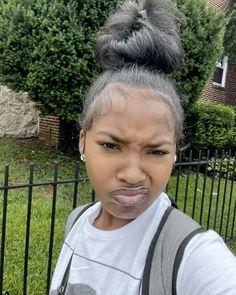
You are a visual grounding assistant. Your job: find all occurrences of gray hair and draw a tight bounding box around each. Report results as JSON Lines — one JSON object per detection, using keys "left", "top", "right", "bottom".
{"left": 94, "top": 0, "right": 183, "bottom": 73}
{"left": 79, "top": 0, "right": 184, "bottom": 144}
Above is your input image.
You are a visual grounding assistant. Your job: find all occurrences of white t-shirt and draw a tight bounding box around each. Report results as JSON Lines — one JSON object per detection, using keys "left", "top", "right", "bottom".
{"left": 50, "top": 193, "right": 236, "bottom": 295}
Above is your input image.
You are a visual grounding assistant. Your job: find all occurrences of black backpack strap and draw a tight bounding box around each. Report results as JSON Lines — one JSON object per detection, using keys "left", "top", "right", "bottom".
{"left": 142, "top": 207, "right": 206, "bottom": 295}
{"left": 169, "top": 197, "right": 178, "bottom": 209}
{"left": 64, "top": 201, "right": 97, "bottom": 240}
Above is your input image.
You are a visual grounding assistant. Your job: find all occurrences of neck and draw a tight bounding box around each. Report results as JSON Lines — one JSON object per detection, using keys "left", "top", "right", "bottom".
{"left": 93, "top": 208, "right": 132, "bottom": 230}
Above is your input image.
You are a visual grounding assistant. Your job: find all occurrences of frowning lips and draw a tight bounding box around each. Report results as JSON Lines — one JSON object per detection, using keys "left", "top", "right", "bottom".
{"left": 110, "top": 187, "right": 149, "bottom": 206}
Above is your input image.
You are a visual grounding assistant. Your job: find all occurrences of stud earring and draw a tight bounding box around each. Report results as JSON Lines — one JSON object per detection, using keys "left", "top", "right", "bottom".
{"left": 80, "top": 154, "right": 86, "bottom": 162}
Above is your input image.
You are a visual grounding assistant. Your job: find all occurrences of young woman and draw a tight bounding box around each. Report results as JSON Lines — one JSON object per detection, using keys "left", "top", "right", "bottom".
{"left": 50, "top": 0, "right": 236, "bottom": 294}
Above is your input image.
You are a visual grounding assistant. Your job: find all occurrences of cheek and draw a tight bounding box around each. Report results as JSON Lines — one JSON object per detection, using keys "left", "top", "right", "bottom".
{"left": 85, "top": 157, "right": 110, "bottom": 191}
{"left": 151, "top": 162, "right": 174, "bottom": 185}
{"left": 162, "top": 162, "right": 174, "bottom": 178}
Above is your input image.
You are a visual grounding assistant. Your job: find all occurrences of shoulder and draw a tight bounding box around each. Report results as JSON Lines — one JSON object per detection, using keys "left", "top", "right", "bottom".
{"left": 177, "top": 230, "right": 236, "bottom": 295}
{"left": 64, "top": 202, "right": 101, "bottom": 243}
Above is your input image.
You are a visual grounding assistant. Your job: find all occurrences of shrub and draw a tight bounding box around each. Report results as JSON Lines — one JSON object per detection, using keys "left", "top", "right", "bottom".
{"left": 207, "top": 156, "right": 236, "bottom": 180}
{"left": 228, "top": 106, "right": 236, "bottom": 148}
{"left": 27, "top": 0, "right": 120, "bottom": 120}
{"left": 0, "top": 0, "right": 227, "bottom": 121}
{"left": 0, "top": 0, "right": 119, "bottom": 120}
{"left": 174, "top": 0, "right": 227, "bottom": 112}
{"left": 0, "top": 0, "right": 37, "bottom": 91}
{"left": 224, "top": 1, "right": 236, "bottom": 62}
{"left": 192, "top": 101, "right": 236, "bottom": 149}
{"left": 27, "top": 1, "right": 91, "bottom": 120}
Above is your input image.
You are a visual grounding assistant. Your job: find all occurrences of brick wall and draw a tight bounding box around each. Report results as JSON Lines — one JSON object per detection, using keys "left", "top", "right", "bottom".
{"left": 201, "top": 75, "right": 226, "bottom": 103}
{"left": 39, "top": 116, "right": 61, "bottom": 147}
{"left": 201, "top": 64, "right": 236, "bottom": 106}
{"left": 226, "top": 64, "right": 236, "bottom": 105}
{"left": 201, "top": 0, "right": 236, "bottom": 106}
{"left": 39, "top": 115, "right": 78, "bottom": 150}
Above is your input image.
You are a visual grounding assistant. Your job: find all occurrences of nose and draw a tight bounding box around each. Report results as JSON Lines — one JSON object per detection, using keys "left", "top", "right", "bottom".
{"left": 116, "top": 155, "right": 146, "bottom": 185}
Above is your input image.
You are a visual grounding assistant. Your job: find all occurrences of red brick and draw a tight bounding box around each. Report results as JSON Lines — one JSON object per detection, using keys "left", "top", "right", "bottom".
{"left": 201, "top": 0, "right": 236, "bottom": 107}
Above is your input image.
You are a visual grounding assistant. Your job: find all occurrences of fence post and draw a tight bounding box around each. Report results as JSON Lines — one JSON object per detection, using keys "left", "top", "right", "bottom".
{"left": 46, "top": 165, "right": 58, "bottom": 295}
{"left": 23, "top": 164, "right": 34, "bottom": 295}
{"left": 207, "top": 150, "right": 218, "bottom": 229}
{"left": 219, "top": 151, "right": 231, "bottom": 236}
{"left": 213, "top": 150, "right": 225, "bottom": 231}
{"left": 192, "top": 150, "right": 201, "bottom": 219}
{"left": 0, "top": 165, "right": 9, "bottom": 294}
{"left": 183, "top": 150, "right": 192, "bottom": 213}
{"left": 230, "top": 153, "right": 236, "bottom": 239}
{"left": 72, "top": 162, "right": 80, "bottom": 209}
{"left": 199, "top": 150, "right": 210, "bottom": 224}
{"left": 174, "top": 150, "right": 183, "bottom": 203}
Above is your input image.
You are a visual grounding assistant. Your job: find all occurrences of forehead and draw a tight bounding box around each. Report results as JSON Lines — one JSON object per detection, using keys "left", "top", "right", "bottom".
{"left": 90, "top": 84, "right": 175, "bottom": 137}
{"left": 93, "top": 82, "right": 173, "bottom": 117}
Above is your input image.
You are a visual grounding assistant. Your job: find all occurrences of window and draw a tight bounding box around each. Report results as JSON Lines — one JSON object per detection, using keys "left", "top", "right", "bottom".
{"left": 212, "top": 55, "right": 228, "bottom": 88}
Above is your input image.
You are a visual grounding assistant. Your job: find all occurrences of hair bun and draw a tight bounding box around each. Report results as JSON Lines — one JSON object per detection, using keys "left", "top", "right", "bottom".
{"left": 94, "top": 0, "right": 183, "bottom": 74}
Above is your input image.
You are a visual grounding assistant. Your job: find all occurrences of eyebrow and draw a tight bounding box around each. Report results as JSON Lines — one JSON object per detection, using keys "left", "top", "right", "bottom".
{"left": 96, "top": 131, "right": 173, "bottom": 147}
{"left": 145, "top": 141, "right": 173, "bottom": 148}
{"left": 96, "top": 131, "right": 129, "bottom": 144}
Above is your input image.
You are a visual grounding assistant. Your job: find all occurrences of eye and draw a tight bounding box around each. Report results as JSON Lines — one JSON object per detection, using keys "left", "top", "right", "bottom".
{"left": 101, "top": 142, "right": 119, "bottom": 150}
{"left": 147, "top": 150, "right": 167, "bottom": 156}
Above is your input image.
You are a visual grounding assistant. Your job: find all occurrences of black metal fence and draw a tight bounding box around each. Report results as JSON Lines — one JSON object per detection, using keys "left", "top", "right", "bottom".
{"left": 167, "top": 149, "right": 236, "bottom": 241}
{"left": 0, "top": 149, "right": 235, "bottom": 295}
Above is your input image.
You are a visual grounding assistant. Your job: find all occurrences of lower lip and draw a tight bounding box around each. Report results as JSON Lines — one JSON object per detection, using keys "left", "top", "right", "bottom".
{"left": 111, "top": 193, "right": 146, "bottom": 206}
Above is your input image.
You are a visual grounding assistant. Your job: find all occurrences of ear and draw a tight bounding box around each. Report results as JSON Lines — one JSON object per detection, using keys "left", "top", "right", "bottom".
{"left": 79, "top": 130, "right": 86, "bottom": 154}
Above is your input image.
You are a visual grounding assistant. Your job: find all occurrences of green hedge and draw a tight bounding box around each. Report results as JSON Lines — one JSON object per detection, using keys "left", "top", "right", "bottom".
{"left": 174, "top": 0, "right": 227, "bottom": 112}
{"left": 0, "top": 0, "right": 227, "bottom": 121}
{"left": 192, "top": 101, "right": 236, "bottom": 149}
{"left": 0, "top": 0, "right": 119, "bottom": 120}
{"left": 230, "top": 106, "right": 236, "bottom": 148}
{"left": 224, "top": 0, "right": 236, "bottom": 62}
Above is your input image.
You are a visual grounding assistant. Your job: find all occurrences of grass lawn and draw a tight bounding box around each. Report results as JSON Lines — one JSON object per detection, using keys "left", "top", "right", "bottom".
{"left": 0, "top": 138, "right": 235, "bottom": 294}
{"left": 167, "top": 172, "right": 236, "bottom": 240}
{"left": 0, "top": 138, "right": 92, "bottom": 294}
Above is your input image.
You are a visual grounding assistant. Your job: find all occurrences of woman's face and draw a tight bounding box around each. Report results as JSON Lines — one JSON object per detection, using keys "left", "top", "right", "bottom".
{"left": 79, "top": 86, "right": 176, "bottom": 229}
